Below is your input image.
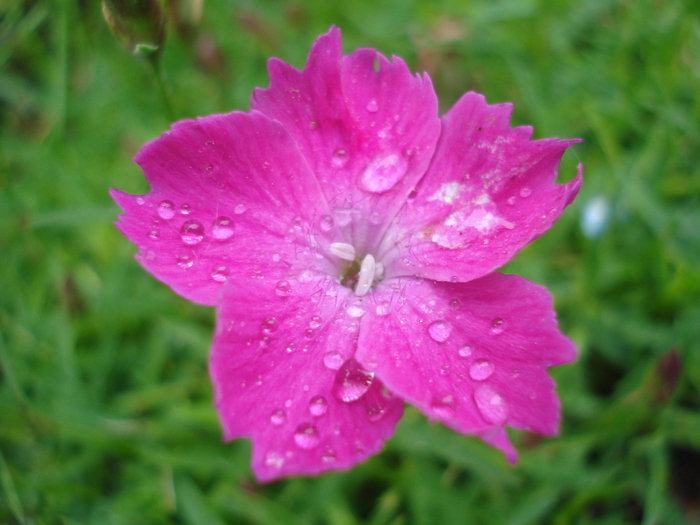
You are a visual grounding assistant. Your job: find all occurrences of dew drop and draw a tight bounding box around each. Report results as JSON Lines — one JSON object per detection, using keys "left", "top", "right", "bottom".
{"left": 428, "top": 320, "right": 452, "bottom": 342}
{"left": 308, "top": 315, "right": 322, "bottom": 329}
{"left": 458, "top": 345, "right": 473, "bottom": 358}
{"left": 293, "top": 423, "right": 320, "bottom": 450}
{"left": 176, "top": 255, "right": 193, "bottom": 268}
{"left": 308, "top": 395, "right": 328, "bottom": 417}
{"left": 275, "top": 280, "right": 292, "bottom": 296}
{"left": 359, "top": 153, "right": 409, "bottom": 194}
{"left": 211, "top": 265, "right": 230, "bottom": 282}
{"left": 519, "top": 187, "right": 532, "bottom": 198}
{"left": 321, "top": 448, "right": 337, "bottom": 463}
{"left": 449, "top": 299, "right": 461, "bottom": 310}
{"left": 180, "top": 203, "right": 191, "bottom": 215}
{"left": 148, "top": 229, "right": 159, "bottom": 240}
{"left": 430, "top": 393, "right": 457, "bottom": 419}
{"left": 469, "top": 359, "right": 495, "bottom": 381}
{"left": 323, "top": 351, "right": 344, "bottom": 371}
{"left": 366, "top": 98, "right": 379, "bottom": 112}
{"left": 212, "top": 216, "right": 234, "bottom": 240}
{"left": 346, "top": 301, "right": 366, "bottom": 318}
{"left": 332, "top": 359, "right": 375, "bottom": 402}
{"left": 157, "top": 200, "right": 175, "bottom": 220}
{"left": 304, "top": 328, "right": 316, "bottom": 339}
{"left": 272, "top": 253, "right": 281, "bottom": 262}
{"left": 270, "top": 409, "right": 286, "bottom": 426}
{"left": 507, "top": 196, "right": 516, "bottom": 206}
{"left": 136, "top": 197, "right": 145, "bottom": 205}
{"left": 264, "top": 451, "right": 284, "bottom": 469}
{"left": 366, "top": 403, "right": 385, "bottom": 421}
{"left": 204, "top": 164, "right": 215, "bottom": 174}
{"left": 474, "top": 384, "right": 509, "bottom": 424}
{"left": 375, "top": 302, "right": 391, "bottom": 316}
{"left": 234, "top": 203, "right": 246, "bottom": 215}
{"left": 180, "top": 220, "right": 205, "bottom": 245}
{"left": 320, "top": 215, "right": 334, "bottom": 232}
{"left": 331, "top": 149, "right": 349, "bottom": 168}
{"left": 261, "top": 317, "right": 279, "bottom": 334}
{"left": 490, "top": 318, "right": 506, "bottom": 335}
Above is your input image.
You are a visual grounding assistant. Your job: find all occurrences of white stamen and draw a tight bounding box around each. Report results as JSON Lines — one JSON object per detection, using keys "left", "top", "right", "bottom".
{"left": 355, "top": 254, "right": 375, "bottom": 297}
{"left": 329, "top": 242, "right": 356, "bottom": 261}
{"left": 375, "top": 262, "right": 385, "bottom": 279}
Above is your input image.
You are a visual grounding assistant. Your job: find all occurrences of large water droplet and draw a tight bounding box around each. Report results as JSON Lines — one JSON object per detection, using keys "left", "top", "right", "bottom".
{"left": 490, "top": 318, "right": 506, "bottom": 335}
{"left": 366, "top": 99, "right": 379, "bottom": 112}
{"left": 308, "top": 395, "right": 328, "bottom": 417}
{"left": 359, "top": 153, "right": 409, "bottom": 194}
{"left": 428, "top": 320, "right": 452, "bottom": 342}
{"left": 212, "top": 216, "right": 234, "bottom": 240}
{"left": 320, "top": 215, "right": 334, "bottom": 232}
{"left": 211, "top": 265, "right": 230, "bottom": 282}
{"left": 323, "top": 351, "right": 344, "bottom": 371}
{"left": 469, "top": 359, "right": 495, "bottom": 381}
{"left": 270, "top": 409, "right": 286, "bottom": 426}
{"left": 180, "top": 220, "right": 205, "bottom": 245}
{"left": 332, "top": 360, "right": 375, "bottom": 402}
{"left": 275, "top": 280, "right": 292, "bottom": 297}
{"left": 261, "top": 317, "right": 279, "bottom": 334}
{"left": 294, "top": 423, "right": 320, "bottom": 450}
{"left": 331, "top": 149, "right": 349, "bottom": 168}
{"left": 458, "top": 345, "right": 473, "bottom": 358}
{"left": 157, "top": 200, "right": 175, "bottom": 220}
{"left": 474, "top": 384, "right": 509, "bottom": 424}
{"left": 430, "top": 393, "right": 457, "bottom": 419}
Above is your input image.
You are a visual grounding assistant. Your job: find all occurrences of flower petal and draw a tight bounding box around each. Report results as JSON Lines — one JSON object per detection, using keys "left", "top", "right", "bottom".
{"left": 251, "top": 27, "right": 440, "bottom": 253}
{"left": 382, "top": 92, "right": 582, "bottom": 282}
{"left": 210, "top": 274, "right": 403, "bottom": 482}
{"left": 356, "top": 273, "right": 575, "bottom": 462}
{"left": 111, "top": 111, "right": 336, "bottom": 306}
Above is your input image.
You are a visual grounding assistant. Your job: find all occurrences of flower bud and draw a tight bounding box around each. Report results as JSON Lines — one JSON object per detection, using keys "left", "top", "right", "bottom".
{"left": 102, "top": 0, "right": 166, "bottom": 59}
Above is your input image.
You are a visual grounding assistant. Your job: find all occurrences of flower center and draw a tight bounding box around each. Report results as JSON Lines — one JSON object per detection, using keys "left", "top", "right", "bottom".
{"left": 329, "top": 242, "right": 384, "bottom": 296}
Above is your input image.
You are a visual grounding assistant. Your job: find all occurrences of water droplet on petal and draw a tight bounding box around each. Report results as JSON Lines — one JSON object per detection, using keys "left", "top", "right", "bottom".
{"left": 359, "top": 153, "right": 409, "bottom": 194}
{"left": 304, "top": 328, "right": 315, "bottom": 339}
{"left": 449, "top": 299, "right": 461, "bottom": 310}
{"left": 261, "top": 317, "right": 278, "bottom": 334}
{"left": 204, "top": 164, "right": 215, "bottom": 174}
{"left": 430, "top": 393, "right": 457, "bottom": 419}
{"left": 490, "top": 318, "right": 506, "bottom": 335}
{"left": 321, "top": 448, "right": 337, "bottom": 463}
{"left": 136, "top": 197, "right": 145, "bottom": 205}
{"left": 275, "top": 280, "right": 292, "bottom": 297}
{"left": 264, "top": 451, "right": 284, "bottom": 468}
{"left": 331, "top": 149, "right": 349, "bottom": 168}
{"left": 308, "top": 395, "right": 328, "bottom": 417}
{"left": 474, "top": 384, "right": 509, "bottom": 424}
{"left": 234, "top": 203, "right": 246, "bottom": 215}
{"left": 270, "top": 409, "right": 286, "bottom": 426}
{"left": 148, "top": 229, "right": 159, "bottom": 240}
{"left": 212, "top": 216, "right": 234, "bottom": 240}
{"left": 346, "top": 301, "right": 366, "bottom": 318}
{"left": 333, "top": 360, "right": 375, "bottom": 402}
{"left": 428, "top": 320, "right": 452, "bottom": 342}
{"left": 157, "top": 200, "right": 175, "bottom": 219}
{"left": 309, "top": 315, "right": 322, "bottom": 329}
{"left": 323, "top": 351, "right": 344, "bottom": 370}
{"left": 469, "top": 359, "right": 495, "bottom": 381}
{"left": 375, "top": 302, "right": 391, "bottom": 316}
{"left": 458, "top": 345, "right": 473, "bottom": 358}
{"left": 320, "top": 215, "right": 334, "bottom": 232}
{"left": 294, "top": 423, "right": 320, "bottom": 450}
{"left": 520, "top": 187, "right": 532, "bottom": 198}
{"left": 180, "top": 220, "right": 205, "bottom": 245}
{"left": 180, "top": 203, "right": 191, "bottom": 215}
{"left": 366, "top": 98, "right": 379, "bottom": 112}
{"left": 366, "top": 403, "right": 385, "bottom": 421}
{"left": 507, "top": 196, "right": 517, "bottom": 206}
{"left": 211, "top": 265, "right": 230, "bottom": 282}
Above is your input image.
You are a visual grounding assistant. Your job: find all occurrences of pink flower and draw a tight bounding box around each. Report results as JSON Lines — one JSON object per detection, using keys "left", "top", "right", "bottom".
{"left": 112, "top": 27, "right": 582, "bottom": 482}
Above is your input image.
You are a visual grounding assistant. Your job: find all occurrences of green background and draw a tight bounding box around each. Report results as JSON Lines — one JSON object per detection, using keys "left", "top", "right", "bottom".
{"left": 1, "top": 0, "right": 699, "bottom": 523}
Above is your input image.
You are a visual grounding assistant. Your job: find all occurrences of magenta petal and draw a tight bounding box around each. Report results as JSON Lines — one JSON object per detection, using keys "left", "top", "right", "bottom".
{"left": 210, "top": 274, "right": 403, "bottom": 482}
{"left": 384, "top": 92, "right": 582, "bottom": 282}
{"left": 111, "top": 111, "right": 335, "bottom": 306}
{"left": 356, "top": 273, "right": 575, "bottom": 461}
{"left": 252, "top": 27, "right": 440, "bottom": 253}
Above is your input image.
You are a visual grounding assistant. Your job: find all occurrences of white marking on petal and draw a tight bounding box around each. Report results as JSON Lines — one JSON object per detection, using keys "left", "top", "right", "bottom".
{"left": 330, "top": 242, "right": 356, "bottom": 261}
{"left": 427, "top": 182, "right": 465, "bottom": 204}
{"left": 355, "top": 254, "right": 376, "bottom": 296}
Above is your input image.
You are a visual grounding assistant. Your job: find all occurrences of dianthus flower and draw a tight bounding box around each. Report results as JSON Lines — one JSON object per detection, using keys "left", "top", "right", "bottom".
{"left": 112, "top": 27, "right": 582, "bottom": 482}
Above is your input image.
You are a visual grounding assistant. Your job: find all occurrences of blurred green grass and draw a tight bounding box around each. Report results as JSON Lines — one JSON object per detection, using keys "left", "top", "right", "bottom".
{"left": 1, "top": 0, "right": 699, "bottom": 523}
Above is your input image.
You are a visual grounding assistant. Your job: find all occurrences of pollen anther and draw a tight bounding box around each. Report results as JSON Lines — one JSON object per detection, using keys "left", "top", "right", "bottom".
{"left": 329, "top": 242, "right": 356, "bottom": 261}
{"left": 355, "top": 254, "right": 376, "bottom": 296}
